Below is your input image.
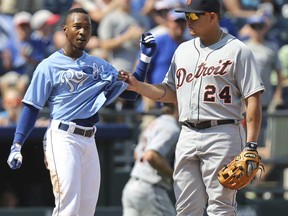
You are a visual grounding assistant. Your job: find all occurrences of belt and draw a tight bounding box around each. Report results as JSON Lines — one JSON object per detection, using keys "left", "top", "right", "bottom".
{"left": 58, "top": 122, "right": 94, "bottom": 137}
{"left": 183, "top": 120, "right": 236, "bottom": 130}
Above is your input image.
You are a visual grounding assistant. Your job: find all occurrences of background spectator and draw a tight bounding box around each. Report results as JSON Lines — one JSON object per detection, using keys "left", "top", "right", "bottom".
{"left": 74, "top": 0, "right": 121, "bottom": 36}
{"left": 0, "top": 87, "right": 23, "bottom": 126}
{"left": 97, "top": 0, "right": 150, "bottom": 111}
{"left": 140, "top": 9, "right": 188, "bottom": 116}
{"left": 1, "top": 11, "right": 46, "bottom": 86}
{"left": 243, "top": 14, "right": 285, "bottom": 147}
{"left": 30, "top": 9, "right": 60, "bottom": 58}
{"left": 147, "top": 0, "right": 184, "bottom": 37}
{"left": 97, "top": 0, "right": 149, "bottom": 71}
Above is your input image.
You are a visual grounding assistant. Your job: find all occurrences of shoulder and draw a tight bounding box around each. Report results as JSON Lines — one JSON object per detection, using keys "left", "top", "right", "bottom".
{"left": 223, "top": 35, "right": 255, "bottom": 58}
{"left": 38, "top": 51, "right": 62, "bottom": 66}
{"left": 32, "top": 51, "right": 68, "bottom": 78}
{"left": 226, "top": 35, "right": 251, "bottom": 50}
{"left": 84, "top": 52, "right": 111, "bottom": 66}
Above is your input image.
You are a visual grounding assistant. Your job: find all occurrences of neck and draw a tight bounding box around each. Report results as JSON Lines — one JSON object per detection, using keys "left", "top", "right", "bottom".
{"left": 62, "top": 47, "right": 83, "bottom": 60}
{"left": 201, "top": 29, "right": 224, "bottom": 47}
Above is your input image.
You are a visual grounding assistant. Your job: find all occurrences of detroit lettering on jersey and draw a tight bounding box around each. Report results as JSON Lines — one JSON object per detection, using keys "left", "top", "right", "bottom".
{"left": 176, "top": 59, "right": 232, "bottom": 89}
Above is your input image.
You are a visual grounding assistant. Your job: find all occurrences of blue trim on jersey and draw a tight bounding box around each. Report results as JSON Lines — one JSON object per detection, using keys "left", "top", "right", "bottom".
{"left": 120, "top": 60, "right": 149, "bottom": 100}
{"left": 13, "top": 103, "right": 39, "bottom": 145}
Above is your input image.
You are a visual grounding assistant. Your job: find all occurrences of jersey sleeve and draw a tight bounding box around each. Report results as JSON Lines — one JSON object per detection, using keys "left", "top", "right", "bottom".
{"left": 22, "top": 60, "right": 53, "bottom": 110}
{"left": 162, "top": 54, "right": 177, "bottom": 91}
{"left": 102, "top": 61, "right": 128, "bottom": 105}
{"left": 235, "top": 46, "right": 265, "bottom": 99}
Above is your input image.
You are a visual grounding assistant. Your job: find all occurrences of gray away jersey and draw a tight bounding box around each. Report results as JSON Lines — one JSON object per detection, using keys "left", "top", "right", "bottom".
{"left": 163, "top": 34, "right": 265, "bottom": 123}
{"left": 131, "top": 114, "right": 180, "bottom": 190}
{"left": 23, "top": 50, "right": 128, "bottom": 121}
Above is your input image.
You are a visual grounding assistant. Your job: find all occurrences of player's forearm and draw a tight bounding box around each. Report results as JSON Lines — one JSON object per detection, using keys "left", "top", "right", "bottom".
{"left": 13, "top": 104, "right": 39, "bottom": 145}
{"left": 273, "top": 71, "right": 284, "bottom": 100}
{"left": 135, "top": 83, "right": 177, "bottom": 103}
{"left": 100, "top": 32, "right": 131, "bottom": 50}
{"left": 144, "top": 150, "right": 173, "bottom": 178}
{"left": 245, "top": 92, "right": 262, "bottom": 143}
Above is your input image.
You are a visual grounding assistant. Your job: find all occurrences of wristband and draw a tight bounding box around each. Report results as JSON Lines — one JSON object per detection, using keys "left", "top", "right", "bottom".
{"left": 140, "top": 53, "right": 151, "bottom": 63}
{"left": 245, "top": 142, "right": 258, "bottom": 150}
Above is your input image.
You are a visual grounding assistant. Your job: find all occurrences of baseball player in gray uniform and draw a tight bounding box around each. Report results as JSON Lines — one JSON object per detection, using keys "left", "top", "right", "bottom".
{"left": 122, "top": 103, "right": 180, "bottom": 216}
{"left": 6, "top": 8, "right": 156, "bottom": 216}
{"left": 119, "top": 0, "right": 265, "bottom": 215}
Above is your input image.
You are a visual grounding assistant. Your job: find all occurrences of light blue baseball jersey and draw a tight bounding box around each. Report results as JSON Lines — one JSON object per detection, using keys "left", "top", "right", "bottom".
{"left": 22, "top": 50, "right": 128, "bottom": 122}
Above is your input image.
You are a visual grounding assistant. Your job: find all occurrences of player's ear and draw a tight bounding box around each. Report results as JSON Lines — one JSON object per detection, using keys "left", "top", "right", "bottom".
{"left": 208, "top": 12, "right": 217, "bottom": 23}
{"left": 62, "top": 24, "right": 67, "bottom": 33}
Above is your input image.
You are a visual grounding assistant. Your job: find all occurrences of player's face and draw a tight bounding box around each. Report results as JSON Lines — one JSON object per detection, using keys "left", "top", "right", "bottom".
{"left": 63, "top": 12, "right": 92, "bottom": 51}
{"left": 185, "top": 12, "right": 213, "bottom": 36}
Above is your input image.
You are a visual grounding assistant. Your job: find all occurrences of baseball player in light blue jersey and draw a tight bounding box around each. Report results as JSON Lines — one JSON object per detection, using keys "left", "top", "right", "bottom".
{"left": 119, "top": 0, "right": 265, "bottom": 215}
{"left": 122, "top": 103, "right": 180, "bottom": 216}
{"left": 7, "top": 8, "right": 156, "bottom": 216}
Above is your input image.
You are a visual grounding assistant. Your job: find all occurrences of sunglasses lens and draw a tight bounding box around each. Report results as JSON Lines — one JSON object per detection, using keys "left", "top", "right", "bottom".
{"left": 185, "top": 13, "right": 200, "bottom": 21}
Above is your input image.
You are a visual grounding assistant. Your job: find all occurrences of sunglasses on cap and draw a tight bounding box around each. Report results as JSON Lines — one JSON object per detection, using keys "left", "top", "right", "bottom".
{"left": 185, "top": 12, "right": 206, "bottom": 21}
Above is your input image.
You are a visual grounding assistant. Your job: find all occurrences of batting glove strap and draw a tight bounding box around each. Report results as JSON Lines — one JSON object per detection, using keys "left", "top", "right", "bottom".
{"left": 245, "top": 142, "right": 258, "bottom": 150}
{"left": 7, "top": 143, "right": 23, "bottom": 170}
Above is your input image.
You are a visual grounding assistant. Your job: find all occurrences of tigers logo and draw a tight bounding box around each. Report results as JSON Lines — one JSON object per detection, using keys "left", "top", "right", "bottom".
{"left": 187, "top": 0, "right": 192, "bottom": 4}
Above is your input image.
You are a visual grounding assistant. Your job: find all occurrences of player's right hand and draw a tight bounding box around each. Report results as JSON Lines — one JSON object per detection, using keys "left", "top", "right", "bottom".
{"left": 7, "top": 143, "right": 23, "bottom": 169}
{"left": 119, "top": 70, "right": 138, "bottom": 91}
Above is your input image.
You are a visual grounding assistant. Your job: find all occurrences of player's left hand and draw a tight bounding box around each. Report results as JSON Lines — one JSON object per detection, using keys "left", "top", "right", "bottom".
{"left": 7, "top": 143, "right": 23, "bottom": 169}
{"left": 140, "top": 32, "right": 157, "bottom": 58}
{"left": 218, "top": 144, "right": 264, "bottom": 190}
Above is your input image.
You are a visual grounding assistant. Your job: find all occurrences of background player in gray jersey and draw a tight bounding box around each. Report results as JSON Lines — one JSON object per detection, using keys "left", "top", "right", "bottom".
{"left": 6, "top": 8, "right": 156, "bottom": 216}
{"left": 119, "top": 0, "right": 265, "bottom": 215}
{"left": 122, "top": 102, "right": 180, "bottom": 216}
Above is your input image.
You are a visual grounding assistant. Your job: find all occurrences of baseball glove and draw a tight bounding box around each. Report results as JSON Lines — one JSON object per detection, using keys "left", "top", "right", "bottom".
{"left": 218, "top": 149, "right": 264, "bottom": 190}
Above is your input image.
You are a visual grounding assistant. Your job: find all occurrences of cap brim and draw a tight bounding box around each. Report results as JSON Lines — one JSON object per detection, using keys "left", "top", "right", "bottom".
{"left": 175, "top": 9, "right": 205, "bottom": 13}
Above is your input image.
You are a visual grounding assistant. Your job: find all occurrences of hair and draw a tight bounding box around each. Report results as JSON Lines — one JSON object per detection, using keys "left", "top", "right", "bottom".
{"left": 64, "top": 7, "right": 89, "bottom": 24}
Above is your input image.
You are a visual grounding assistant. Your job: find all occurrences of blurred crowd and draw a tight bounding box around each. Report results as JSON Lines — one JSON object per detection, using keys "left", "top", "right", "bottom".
{"left": 0, "top": 0, "right": 288, "bottom": 208}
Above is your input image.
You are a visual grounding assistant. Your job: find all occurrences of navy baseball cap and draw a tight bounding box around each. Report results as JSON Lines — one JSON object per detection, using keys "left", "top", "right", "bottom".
{"left": 175, "top": 0, "right": 221, "bottom": 14}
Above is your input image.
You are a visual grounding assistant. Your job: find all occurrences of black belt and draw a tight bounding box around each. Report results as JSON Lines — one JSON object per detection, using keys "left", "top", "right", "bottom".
{"left": 183, "top": 120, "right": 236, "bottom": 130}
{"left": 58, "top": 122, "right": 94, "bottom": 137}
